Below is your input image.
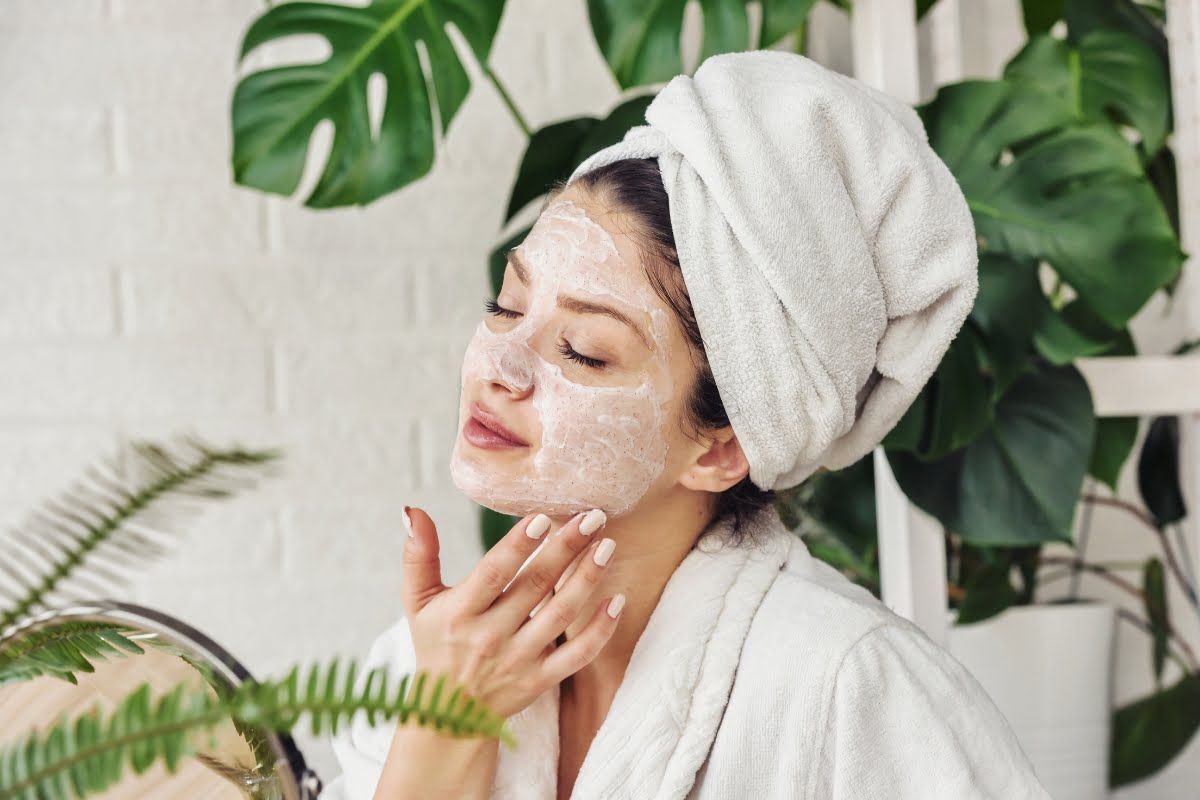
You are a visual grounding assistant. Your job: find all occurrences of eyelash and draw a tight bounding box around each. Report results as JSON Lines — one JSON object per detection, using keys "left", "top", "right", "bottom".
{"left": 483, "top": 297, "right": 520, "bottom": 319}
{"left": 483, "top": 296, "right": 607, "bottom": 370}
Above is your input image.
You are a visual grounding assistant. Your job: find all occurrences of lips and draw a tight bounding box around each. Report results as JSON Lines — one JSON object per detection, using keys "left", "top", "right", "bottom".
{"left": 468, "top": 402, "right": 529, "bottom": 446}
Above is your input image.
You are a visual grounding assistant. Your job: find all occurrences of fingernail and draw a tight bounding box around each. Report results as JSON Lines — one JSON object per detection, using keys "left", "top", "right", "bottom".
{"left": 608, "top": 593, "right": 626, "bottom": 619}
{"left": 526, "top": 513, "right": 551, "bottom": 539}
{"left": 593, "top": 538, "right": 616, "bottom": 567}
{"left": 579, "top": 508, "right": 606, "bottom": 536}
{"left": 402, "top": 506, "right": 413, "bottom": 539}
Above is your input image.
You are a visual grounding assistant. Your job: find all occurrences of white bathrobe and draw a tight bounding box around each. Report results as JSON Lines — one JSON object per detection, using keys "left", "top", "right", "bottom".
{"left": 318, "top": 507, "right": 1049, "bottom": 799}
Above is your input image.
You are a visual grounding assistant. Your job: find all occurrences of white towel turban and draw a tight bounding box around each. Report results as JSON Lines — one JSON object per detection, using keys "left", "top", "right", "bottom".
{"left": 568, "top": 51, "right": 978, "bottom": 492}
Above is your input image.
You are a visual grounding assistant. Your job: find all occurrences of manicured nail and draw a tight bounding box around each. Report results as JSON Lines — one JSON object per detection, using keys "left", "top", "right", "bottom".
{"left": 608, "top": 593, "right": 626, "bottom": 619}
{"left": 402, "top": 506, "right": 413, "bottom": 538}
{"left": 593, "top": 538, "right": 616, "bottom": 567}
{"left": 526, "top": 514, "right": 551, "bottom": 539}
{"left": 579, "top": 509, "right": 606, "bottom": 536}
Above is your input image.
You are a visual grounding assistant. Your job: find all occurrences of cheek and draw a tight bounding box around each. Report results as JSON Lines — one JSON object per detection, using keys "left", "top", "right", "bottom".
{"left": 451, "top": 310, "right": 681, "bottom": 518}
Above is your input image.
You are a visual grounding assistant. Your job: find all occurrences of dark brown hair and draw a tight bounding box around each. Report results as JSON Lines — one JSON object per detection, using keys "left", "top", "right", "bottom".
{"left": 560, "top": 157, "right": 776, "bottom": 534}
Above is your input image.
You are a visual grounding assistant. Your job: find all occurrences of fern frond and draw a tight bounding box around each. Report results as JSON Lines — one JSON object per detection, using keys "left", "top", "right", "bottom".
{"left": 0, "top": 660, "right": 513, "bottom": 800}
{"left": 0, "top": 435, "right": 281, "bottom": 631}
{"left": 0, "top": 621, "right": 155, "bottom": 687}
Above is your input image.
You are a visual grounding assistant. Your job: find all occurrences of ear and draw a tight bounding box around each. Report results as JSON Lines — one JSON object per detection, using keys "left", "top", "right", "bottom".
{"left": 679, "top": 426, "right": 751, "bottom": 493}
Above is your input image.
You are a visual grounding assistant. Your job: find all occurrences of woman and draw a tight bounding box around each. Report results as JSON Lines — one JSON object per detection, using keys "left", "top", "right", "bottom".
{"left": 321, "top": 51, "right": 1050, "bottom": 799}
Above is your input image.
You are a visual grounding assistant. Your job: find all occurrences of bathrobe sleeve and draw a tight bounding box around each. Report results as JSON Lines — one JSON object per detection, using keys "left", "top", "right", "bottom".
{"left": 317, "top": 616, "right": 414, "bottom": 800}
{"left": 816, "top": 623, "right": 1050, "bottom": 800}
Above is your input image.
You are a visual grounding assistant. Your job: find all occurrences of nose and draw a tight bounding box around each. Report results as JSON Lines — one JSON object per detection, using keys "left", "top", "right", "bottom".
{"left": 487, "top": 341, "right": 536, "bottom": 399}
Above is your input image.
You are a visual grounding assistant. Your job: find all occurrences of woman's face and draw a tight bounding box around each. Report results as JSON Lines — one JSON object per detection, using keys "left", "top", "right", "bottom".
{"left": 450, "top": 186, "right": 701, "bottom": 518}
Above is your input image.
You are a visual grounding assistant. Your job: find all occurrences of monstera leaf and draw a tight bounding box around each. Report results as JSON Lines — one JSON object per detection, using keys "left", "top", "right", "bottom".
{"left": 1005, "top": 31, "right": 1170, "bottom": 156}
{"left": 587, "top": 0, "right": 819, "bottom": 88}
{"left": 232, "top": 0, "right": 504, "bottom": 208}
{"left": 921, "top": 77, "right": 1183, "bottom": 331}
{"left": 504, "top": 94, "right": 655, "bottom": 223}
{"left": 888, "top": 364, "right": 1094, "bottom": 546}
{"left": 884, "top": 254, "right": 1044, "bottom": 461}
{"left": 1067, "top": 0, "right": 1168, "bottom": 67}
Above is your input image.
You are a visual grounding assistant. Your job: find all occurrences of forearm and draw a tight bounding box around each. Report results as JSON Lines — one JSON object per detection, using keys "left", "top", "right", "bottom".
{"left": 372, "top": 723, "right": 500, "bottom": 800}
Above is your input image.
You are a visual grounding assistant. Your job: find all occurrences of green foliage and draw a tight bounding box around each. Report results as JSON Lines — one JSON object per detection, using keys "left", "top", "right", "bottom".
{"left": 956, "top": 561, "right": 1020, "bottom": 625}
{"left": 1005, "top": 30, "right": 1171, "bottom": 157}
{"left": 587, "top": 0, "right": 818, "bottom": 88}
{"left": 0, "top": 438, "right": 280, "bottom": 633}
{"left": 231, "top": 0, "right": 505, "bottom": 207}
{"left": 884, "top": 3, "right": 1181, "bottom": 548}
{"left": 1111, "top": 674, "right": 1200, "bottom": 787}
{"left": 1089, "top": 416, "right": 1140, "bottom": 492}
{"left": 492, "top": 93, "right": 656, "bottom": 298}
{"left": 1138, "top": 416, "right": 1187, "bottom": 526}
{"left": 889, "top": 364, "right": 1095, "bottom": 546}
{"left": 1021, "top": 0, "right": 1065, "bottom": 33}
{"left": 922, "top": 77, "right": 1180, "bottom": 332}
{"left": 1141, "top": 558, "right": 1169, "bottom": 686}
{"left": 777, "top": 456, "right": 878, "bottom": 593}
{"left": 480, "top": 506, "right": 520, "bottom": 552}
{"left": 0, "top": 623, "right": 150, "bottom": 687}
{"left": 0, "top": 436, "right": 514, "bottom": 798}
{"left": 0, "top": 661, "right": 512, "bottom": 800}
{"left": 504, "top": 94, "right": 655, "bottom": 224}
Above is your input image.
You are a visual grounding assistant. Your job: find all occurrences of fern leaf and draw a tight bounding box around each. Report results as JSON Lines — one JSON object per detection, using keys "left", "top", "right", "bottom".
{"left": 0, "top": 622, "right": 179, "bottom": 687}
{"left": 0, "top": 436, "right": 281, "bottom": 632}
{"left": 0, "top": 660, "right": 513, "bottom": 799}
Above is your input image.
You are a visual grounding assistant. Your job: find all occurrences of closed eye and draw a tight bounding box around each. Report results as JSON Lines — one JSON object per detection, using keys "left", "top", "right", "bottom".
{"left": 485, "top": 297, "right": 606, "bottom": 368}
{"left": 558, "top": 341, "right": 606, "bottom": 369}
{"left": 484, "top": 296, "right": 521, "bottom": 319}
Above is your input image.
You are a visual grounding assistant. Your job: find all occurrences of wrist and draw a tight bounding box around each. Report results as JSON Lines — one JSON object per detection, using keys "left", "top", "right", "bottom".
{"left": 373, "top": 723, "right": 500, "bottom": 800}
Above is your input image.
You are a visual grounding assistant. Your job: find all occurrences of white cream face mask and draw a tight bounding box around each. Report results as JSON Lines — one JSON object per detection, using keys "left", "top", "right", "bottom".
{"left": 450, "top": 198, "right": 675, "bottom": 518}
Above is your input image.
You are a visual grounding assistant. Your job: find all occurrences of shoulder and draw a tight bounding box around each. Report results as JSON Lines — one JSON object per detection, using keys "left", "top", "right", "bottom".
{"left": 741, "top": 535, "right": 992, "bottom": 698}
{"left": 743, "top": 535, "right": 910, "bottom": 668}
{"left": 732, "top": 536, "right": 1048, "bottom": 799}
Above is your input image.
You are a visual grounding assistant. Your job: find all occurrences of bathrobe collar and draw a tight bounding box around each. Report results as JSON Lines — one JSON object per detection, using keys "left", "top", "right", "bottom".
{"left": 493, "top": 511, "right": 795, "bottom": 800}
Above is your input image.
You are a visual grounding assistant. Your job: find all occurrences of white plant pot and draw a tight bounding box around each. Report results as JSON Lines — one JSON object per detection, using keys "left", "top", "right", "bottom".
{"left": 946, "top": 602, "right": 1116, "bottom": 800}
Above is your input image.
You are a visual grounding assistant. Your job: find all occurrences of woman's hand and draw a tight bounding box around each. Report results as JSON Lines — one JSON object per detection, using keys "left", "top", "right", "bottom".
{"left": 401, "top": 506, "right": 624, "bottom": 721}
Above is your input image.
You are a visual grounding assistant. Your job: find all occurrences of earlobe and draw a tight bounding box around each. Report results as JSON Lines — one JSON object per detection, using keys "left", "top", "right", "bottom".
{"left": 681, "top": 429, "right": 751, "bottom": 493}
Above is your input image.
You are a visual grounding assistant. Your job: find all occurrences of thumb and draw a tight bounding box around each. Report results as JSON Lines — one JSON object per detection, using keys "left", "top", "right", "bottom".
{"left": 402, "top": 506, "right": 446, "bottom": 616}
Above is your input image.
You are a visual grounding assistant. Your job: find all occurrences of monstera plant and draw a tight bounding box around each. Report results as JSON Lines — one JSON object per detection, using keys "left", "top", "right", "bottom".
{"left": 228, "top": 0, "right": 1189, "bottom": 786}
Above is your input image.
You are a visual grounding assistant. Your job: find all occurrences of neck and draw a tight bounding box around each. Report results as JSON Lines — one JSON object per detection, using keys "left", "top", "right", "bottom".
{"left": 550, "top": 486, "right": 717, "bottom": 715}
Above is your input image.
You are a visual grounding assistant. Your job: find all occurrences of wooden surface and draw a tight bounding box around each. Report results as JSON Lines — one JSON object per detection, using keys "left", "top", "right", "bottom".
{"left": 0, "top": 638, "right": 273, "bottom": 799}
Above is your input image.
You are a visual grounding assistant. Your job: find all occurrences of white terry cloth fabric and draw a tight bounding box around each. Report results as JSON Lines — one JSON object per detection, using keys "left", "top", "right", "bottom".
{"left": 568, "top": 51, "right": 979, "bottom": 491}
{"left": 318, "top": 508, "right": 1050, "bottom": 799}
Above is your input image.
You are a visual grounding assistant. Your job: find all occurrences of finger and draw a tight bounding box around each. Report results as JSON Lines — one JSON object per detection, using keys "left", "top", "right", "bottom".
{"left": 528, "top": 548, "right": 584, "bottom": 619}
{"left": 489, "top": 508, "right": 607, "bottom": 629}
{"left": 456, "top": 511, "right": 554, "bottom": 616}
{"left": 401, "top": 506, "right": 447, "bottom": 616}
{"left": 510, "top": 538, "right": 616, "bottom": 661}
{"left": 539, "top": 594, "right": 624, "bottom": 683}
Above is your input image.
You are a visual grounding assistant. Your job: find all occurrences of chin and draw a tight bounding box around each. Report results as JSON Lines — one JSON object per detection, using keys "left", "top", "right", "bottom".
{"left": 450, "top": 455, "right": 588, "bottom": 519}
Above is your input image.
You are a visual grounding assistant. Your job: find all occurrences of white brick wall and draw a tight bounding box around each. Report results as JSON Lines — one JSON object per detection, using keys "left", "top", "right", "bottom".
{"left": 0, "top": 0, "right": 618, "bottom": 779}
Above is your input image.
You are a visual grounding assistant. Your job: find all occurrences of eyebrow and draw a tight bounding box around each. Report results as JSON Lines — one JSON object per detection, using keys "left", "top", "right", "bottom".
{"left": 506, "top": 249, "right": 651, "bottom": 350}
